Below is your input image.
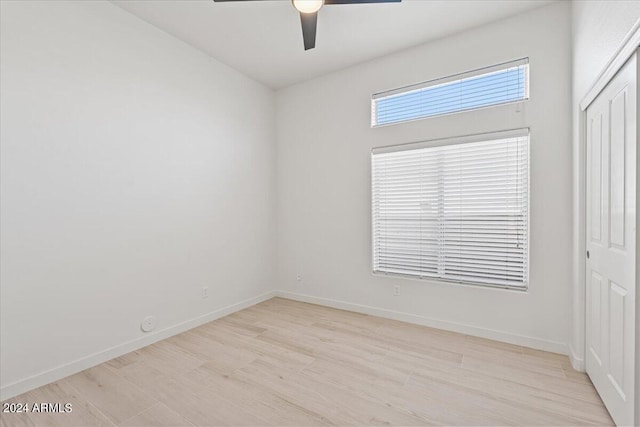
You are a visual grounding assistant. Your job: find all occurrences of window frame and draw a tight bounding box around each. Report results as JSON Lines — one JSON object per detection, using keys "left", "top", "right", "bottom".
{"left": 370, "top": 128, "right": 531, "bottom": 291}
{"left": 371, "top": 58, "right": 530, "bottom": 127}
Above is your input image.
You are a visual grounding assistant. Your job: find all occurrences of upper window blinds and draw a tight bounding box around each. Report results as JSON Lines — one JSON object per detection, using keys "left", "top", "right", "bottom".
{"left": 371, "top": 130, "right": 529, "bottom": 289}
{"left": 372, "top": 58, "right": 529, "bottom": 127}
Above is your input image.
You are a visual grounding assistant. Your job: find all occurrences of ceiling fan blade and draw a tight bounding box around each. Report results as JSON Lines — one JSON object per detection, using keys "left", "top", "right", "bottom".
{"left": 300, "top": 12, "right": 318, "bottom": 50}
{"left": 325, "top": 0, "right": 400, "bottom": 4}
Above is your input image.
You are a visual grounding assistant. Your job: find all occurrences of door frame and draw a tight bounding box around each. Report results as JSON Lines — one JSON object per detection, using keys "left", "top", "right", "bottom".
{"left": 575, "top": 18, "right": 640, "bottom": 426}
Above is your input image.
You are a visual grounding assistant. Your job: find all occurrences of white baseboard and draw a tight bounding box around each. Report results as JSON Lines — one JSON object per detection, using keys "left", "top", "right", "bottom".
{"left": 0, "top": 291, "right": 276, "bottom": 401}
{"left": 275, "top": 291, "right": 568, "bottom": 355}
{"left": 568, "top": 344, "right": 585, "bottom": 372}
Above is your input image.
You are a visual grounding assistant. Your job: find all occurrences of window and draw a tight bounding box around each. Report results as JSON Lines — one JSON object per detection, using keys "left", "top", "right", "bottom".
{"left": 371, "top": 130, "right": 529, "bottom": 289}
{"left": 371, "top": 58, "right": 529, "bottom": 127}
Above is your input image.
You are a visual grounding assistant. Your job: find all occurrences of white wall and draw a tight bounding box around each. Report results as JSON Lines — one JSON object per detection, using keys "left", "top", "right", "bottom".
{"left": 0, "top": 0, "right": 276, "bottom": 398}
{"left": 276, "top": 1, "right": 572, "bottom": 352}
{"left": 570, "top": 1, "right": 640, "bottom": 369}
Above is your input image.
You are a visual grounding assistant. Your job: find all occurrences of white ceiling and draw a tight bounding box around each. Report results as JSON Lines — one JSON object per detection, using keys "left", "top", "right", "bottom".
{"left": 112, "top": 0, "right": 554, "bottom": 89}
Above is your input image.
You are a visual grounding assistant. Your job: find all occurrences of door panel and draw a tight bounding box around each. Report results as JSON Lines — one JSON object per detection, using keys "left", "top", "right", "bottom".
{"left": 591, "top": 113, "right": 603, "bottom": 242}
{"left": 586, "top": 52, "right": 636, "bottom": 427}
{"left": 590, "top": 272, "right": 603, "bottom": 365}
{"left": 610, "top": 89, "right": 626, "bottom": 248}
{"left": 608, "top": 281, "right": 626, "bottom": 397}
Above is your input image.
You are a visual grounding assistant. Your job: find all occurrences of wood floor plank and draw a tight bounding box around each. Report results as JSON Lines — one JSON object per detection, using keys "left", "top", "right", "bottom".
{"left": 1, "top": 297, "right": 614, "bottom": 426}
{"left": 199, "top": 325, "right": 316, "bottom": 372}
{"left": 168, "top": 329, "right": 257, "bottom": 375}
{"left": 0, "top": 399, "right": 38, "bottom": 427}
{"left": 63, "top": 365, "right": 156, "bottom": 425}
{"left": 129, "top": 339, "right": 206, "bottom": 377}
{"left": 22, "top": 380, "right": 114, "bottom": 427}
{"left": 232, "top": 359, "right": 364, "bottom": 426}
{"left": 460, "top": 355, "right": 604, "bottom": 405}
{"left": 0, "top": 380, "right": 115, "bottom": 427}
{"left": 405, "top": 373, "right": 578, "bottom": 426}
{"left": 182, "top": 363, "right": 332, "bottom": 426}
{"left": 134, "top": 370, "right": 268, "bottom": 426}
{"left": 119, "top": 403, "right": 195, "bottom": 427}
{"left": 236, "top": 358, "right": 433, "bottom": 426}
{"left": 407, "top": 362, "right": 613, "bottom": 425}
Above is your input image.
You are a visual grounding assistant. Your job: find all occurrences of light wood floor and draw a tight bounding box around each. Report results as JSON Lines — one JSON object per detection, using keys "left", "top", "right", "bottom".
{"left": 1, "top": 297, "right": 613, "bottom": 427}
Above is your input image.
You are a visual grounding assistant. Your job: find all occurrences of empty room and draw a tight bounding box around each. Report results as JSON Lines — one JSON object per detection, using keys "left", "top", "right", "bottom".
{"left": 1, "top": 0, "right": 639, "bottom": 426}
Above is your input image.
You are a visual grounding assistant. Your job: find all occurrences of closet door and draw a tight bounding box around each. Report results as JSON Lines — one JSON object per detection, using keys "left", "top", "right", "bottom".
{"left": 585, "top": 52, "right": 637, "bottom": 426}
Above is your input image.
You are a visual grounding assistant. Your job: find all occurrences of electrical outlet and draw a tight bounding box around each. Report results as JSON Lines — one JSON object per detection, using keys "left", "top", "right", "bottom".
{"left": 296, "top": 274, "right": 302, "bottom": 282}
{"left": 393, "top": 285, "right": 401, "bottom": 296}
{"left": 202, "top": 287, "right": 209, "bottom": 299}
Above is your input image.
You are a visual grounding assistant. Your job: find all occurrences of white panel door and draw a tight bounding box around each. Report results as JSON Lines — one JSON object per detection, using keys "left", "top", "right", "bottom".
{"left": 586, "top": 52, "right": 637, "bottom": 426}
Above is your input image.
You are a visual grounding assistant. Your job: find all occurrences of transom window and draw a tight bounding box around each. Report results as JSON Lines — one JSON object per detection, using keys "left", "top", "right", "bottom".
{"left": 371, "top": 58, "right": 529, "bottom": 127}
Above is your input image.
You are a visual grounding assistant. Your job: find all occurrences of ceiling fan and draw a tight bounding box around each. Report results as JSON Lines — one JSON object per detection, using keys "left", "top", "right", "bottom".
{"left": 213, "top": 0, "right": 401, "bottom": 50}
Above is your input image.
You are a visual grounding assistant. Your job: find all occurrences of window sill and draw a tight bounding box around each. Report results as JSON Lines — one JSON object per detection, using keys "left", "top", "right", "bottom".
{"left": 371, "top": 270, "right": 529, "bottom": 293}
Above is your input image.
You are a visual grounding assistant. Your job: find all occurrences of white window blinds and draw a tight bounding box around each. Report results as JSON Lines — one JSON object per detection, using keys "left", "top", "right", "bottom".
{"left": 372, "top": 130, "right": 529, "bottom": 289}
{"left": 372, "top": 58, "right": 529, "bottom": 127}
